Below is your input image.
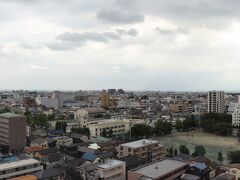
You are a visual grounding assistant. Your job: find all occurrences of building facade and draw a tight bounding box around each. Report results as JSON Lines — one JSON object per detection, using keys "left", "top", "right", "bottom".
{"left": 207, "top": 91, "right": 225, "bottom": 113}
{"left": 0, "top": 113, "right": 27, "bottom": 152}
{"left": 95, "top": 160, "right": 126, "bottom": 180}
{"left": 0, "top": 158, "right": 42, "bottom": 180}
{"left": 117, "top": 139, "right": 165, "bottom": 162}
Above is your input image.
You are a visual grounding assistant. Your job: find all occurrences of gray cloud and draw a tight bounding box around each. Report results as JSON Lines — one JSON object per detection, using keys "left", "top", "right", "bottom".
{"left": 46, "top": 29, "right": 138, "bottom": 50}
{"left": 97, "top": 8, "right": 144, "bottom": 24}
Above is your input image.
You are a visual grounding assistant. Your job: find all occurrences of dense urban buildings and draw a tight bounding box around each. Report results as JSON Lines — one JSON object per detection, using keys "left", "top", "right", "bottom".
{"left": 0, "top": 89, "right": 239, "bottom": 179}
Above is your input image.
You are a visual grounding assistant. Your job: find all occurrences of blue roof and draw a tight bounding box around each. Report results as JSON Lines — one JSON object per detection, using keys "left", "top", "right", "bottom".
{"left": 191, "top": 163, "right": 208, "bottom": 170}
{"left": 0, "top": 156, "right": 18, "bottom": 163}
{"left": 82, "top": 152, "right": 97, "bottom": 161}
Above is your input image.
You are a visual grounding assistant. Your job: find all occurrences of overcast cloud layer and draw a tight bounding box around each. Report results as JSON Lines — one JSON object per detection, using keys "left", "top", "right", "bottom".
{"left": 0, "top": 0, "right": 240, "bottom": 91}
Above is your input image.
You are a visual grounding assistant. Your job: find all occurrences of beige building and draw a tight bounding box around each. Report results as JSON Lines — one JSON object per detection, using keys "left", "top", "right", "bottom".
{"left": 100, "top": 90, "right": 110, "bottom": 109}
{"left": 75, "top": 108, "right": 106, "bottom": 127}
{"left": 169, "top": 103, "right": 187, "bottom": 113}
{"left": 95, "top": 160, "right": 126, "bottom": 180}
{"left": 207, "top": 91, "right": 225, "bottom": 113}
{"left": 117, "top": 139, "right": 165, "bottom": 162}
{"left": 88, "top": 119, "right": 145, "bottom": 137}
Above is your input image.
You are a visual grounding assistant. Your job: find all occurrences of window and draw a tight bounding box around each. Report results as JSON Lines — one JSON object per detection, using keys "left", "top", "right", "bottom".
{"left": 120, "top": 146, "right": 123, "bottom": 150}
{"left": 128, "top": 148, "right": 131, "bottom": 152}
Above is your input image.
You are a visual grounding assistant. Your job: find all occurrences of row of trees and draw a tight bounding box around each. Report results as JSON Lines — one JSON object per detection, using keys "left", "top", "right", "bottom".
{"left": 200, "top": 113, "right": 232, "bottom": 136}
{"left": 167, "top": 145, "right": 206, "bottom": 157}
{"left": 175, "top": 117, "right": 198, "bottom": 132}
{"left": 130, "top": 120, "right": 173, "bottom": 138}
{"left": 25, "top": 112, "right": 50, "bottom": 128}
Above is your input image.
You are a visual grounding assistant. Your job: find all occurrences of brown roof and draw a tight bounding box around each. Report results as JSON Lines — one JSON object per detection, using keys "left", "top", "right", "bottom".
{"left": 10, "top": 175, "right": 37, "bottom": 180}
{"left": 84, "top": 108, "right": 106, "bottom": 113}
{"left": 230, "top": 163, "right": 240, "bottom": 170}
{"left": 26, "top": 146, "right": 46, "bottom": 153}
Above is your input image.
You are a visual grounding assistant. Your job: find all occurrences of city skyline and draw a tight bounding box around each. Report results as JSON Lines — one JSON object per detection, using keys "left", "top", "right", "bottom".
{"left": 1, "top": 0, "right": 240, "bottom": 90}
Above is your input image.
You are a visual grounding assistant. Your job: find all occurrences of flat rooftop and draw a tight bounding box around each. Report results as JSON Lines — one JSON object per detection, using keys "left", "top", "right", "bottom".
{"left": 121, "top": 139, "right": 160, "bottom": 148}
{"left": 0, "top": 112, "right": 24, "bottom": 119}
{"left": 0, "top": 158, "right": 40, "bottom": 171}
{"left": 96, "top": 160, "right": 124, "bottom": 169}
{"left": 131, "top": 159, "right": 188, "bottom": 179}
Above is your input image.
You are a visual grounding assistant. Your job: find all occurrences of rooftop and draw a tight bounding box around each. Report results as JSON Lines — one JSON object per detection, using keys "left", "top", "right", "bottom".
{"left": 130, "top": 159, "right": 188, "bottom": 179}
{"left": 0, "top": 112, "right": 24, "bottom": 119}
{"left": 96, "top": 160, "right": 124, "bottom": 169}
{"left": 121, "top": 139, "right": 160, "bottom": 148}
{"left": 0, "top": 158, "right": 40, "bottom": 171}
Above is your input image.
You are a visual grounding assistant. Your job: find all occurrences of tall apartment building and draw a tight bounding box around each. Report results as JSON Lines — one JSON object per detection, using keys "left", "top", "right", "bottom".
{"left": 117, "top": 139, "right": 165, "bottom": 162}
{"left": 0, "top": 113, "right": 27, "bottom": 152}
{"left": 207, "top": 91, "right": 225, "bottom": 113}
{"left": 232, "top": 100, "right": 240, "bottom": 127}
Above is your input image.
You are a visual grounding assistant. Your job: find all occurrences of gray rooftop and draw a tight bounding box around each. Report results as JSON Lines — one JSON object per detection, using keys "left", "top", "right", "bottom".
{"left": 0, "top": 112, "right": 24, "bottom": 119}
{"left": 131, "top": 159, "right": 188, "bottom": 179}
{"left": 121, "top": 139, "right": 160, "bottom": 148}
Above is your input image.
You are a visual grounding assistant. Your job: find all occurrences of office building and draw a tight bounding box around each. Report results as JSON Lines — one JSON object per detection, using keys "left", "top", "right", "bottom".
{"left": 207, "top": 91, "right": 225, "bottom": 113}
{"left": 0, "top": 113, "right": 26, "bottom": 152}
{"left": 117, "top": 139, "right": 165, "bottom": 162}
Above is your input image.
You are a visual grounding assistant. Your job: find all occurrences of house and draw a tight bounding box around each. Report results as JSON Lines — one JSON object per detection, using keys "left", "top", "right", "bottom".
{"left": 213, "top": 173, "right": 236, "bottom": 180}
{"left": 35, "top": 147, "right": 59, "bottom": 159}
{"left": 34, "top": 168, "right": 65, "bottom": 180}
{"left": 187, "top": 162, "right": 210, "bottom": 180}
{"left": 30, "top": 138, "right": 48, "bottom": 148}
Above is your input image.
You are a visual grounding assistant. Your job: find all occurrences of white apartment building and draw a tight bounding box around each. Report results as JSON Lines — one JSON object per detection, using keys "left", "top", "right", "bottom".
{"left": 95, "top": 160, "right": 126, "bottom": 180}
{"left": 88, "top": 119, "right": 145, "bottom": 137}
{"left": 207, "top": 91, "right": 225, "bottom": 113}
{"left": 35, "top": 96, "right": 63, "bottom": 110}
{"left": 53, "top": 136, "right": 73, "bottom": 147}
{"left": 0, "top": 158, "right": 42, "bottom": 179}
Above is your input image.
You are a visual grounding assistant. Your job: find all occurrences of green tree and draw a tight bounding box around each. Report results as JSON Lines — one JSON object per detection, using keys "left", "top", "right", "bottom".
{"left": 131, "top": 124, "right": 153, "bottom": 138}
{"left": 218, "top": 151, "right": 223, "bottom": 164}
{"left": 55, "top": 121, "right": 67, "bottom": 132}
{"left": 174, "top": 149, "right": 178, "bottom": 156}
{"left": 228, "top": 150, "right": 240, "bottom": 163}
{"left": 175, "top": 120, "right": 183, "bottom": 131}
{"left": 101, "top": 129, "right": 107, "bottom": 137}
{"left": 192, "top": 145, "right": 206, "bottom": 157}
{"left": 154, "top": 120, "right": 172, "bottom": 135}
{"left": 179, "top": 145, "right": 190, "bottom": 155}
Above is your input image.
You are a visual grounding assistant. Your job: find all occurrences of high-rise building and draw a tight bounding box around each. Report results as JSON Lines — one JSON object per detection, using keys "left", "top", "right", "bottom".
{"left": 0, "top": 113, "right": 27, "bottom": 152}
{"left": 100, "top": 90, "right": 110, "bottom": 109}
{"left": 207, "top": 91, "right": 225, "bottom": 113}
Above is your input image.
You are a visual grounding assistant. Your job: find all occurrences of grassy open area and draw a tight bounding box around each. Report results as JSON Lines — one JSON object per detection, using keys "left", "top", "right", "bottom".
{"left": 152, "top": 130, "right": 240, "bottom": 163}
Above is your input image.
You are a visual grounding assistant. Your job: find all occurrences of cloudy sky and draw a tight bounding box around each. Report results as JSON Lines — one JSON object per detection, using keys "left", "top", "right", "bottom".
{"left": 1, "top": 0, "right": 240, "bottom": 91}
